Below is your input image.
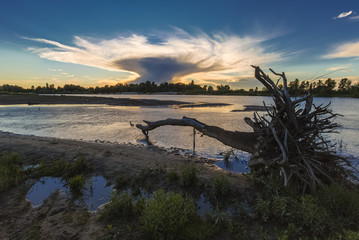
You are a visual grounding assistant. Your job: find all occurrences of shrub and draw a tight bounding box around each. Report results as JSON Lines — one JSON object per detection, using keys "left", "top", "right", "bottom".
{"left": 101, "top": 191, "right": 138, "bottom": 221}
{"left": 180, "top": 164, "right": 197, "bottom": 187}
{"left": 167, "top": 170, "right": 178, "bottom": 182}
{"left": 210, "top": 174, "right": 231, "bottom": 198}
{"left": 140, "top": 189, "right": 197, "bottom": 239}
{"left": 0, "top": 152, "right": 25, "bottom": 192}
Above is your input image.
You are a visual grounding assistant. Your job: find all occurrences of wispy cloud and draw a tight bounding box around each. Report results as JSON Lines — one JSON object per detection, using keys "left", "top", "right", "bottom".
{"left": 333, "top": 10, "right": 353, "bottom": 19}
{"left": 350, "top": 15, "right": 359, "bottom": 20}
{"left": 25, "top": 29, "right": 285, "bottom": 84}
{"left": 323, "top": 41, "right": 359, "bottom": 58}
{"left": 326, "top": 65, "right": 352, "bottom": 72}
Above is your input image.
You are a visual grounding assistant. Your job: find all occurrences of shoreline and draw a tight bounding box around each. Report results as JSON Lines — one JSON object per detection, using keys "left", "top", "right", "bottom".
{"left": 0, "top": 94, "right": 231, "bottom": 108}
{"left": 0, "top": 131, "right": 243, "bottom": 183}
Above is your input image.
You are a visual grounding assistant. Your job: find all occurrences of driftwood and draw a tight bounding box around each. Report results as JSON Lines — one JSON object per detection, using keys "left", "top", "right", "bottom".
{"left": 136, "top": 116, "right": 258, "bottom": 154}
{"left": 136, "top": 66, "right": 357, "bottom": 192}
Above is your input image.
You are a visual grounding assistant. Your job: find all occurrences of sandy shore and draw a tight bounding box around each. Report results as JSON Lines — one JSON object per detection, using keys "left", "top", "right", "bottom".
{"left": 0, "top": 131, "right": 234, "bottom": 181}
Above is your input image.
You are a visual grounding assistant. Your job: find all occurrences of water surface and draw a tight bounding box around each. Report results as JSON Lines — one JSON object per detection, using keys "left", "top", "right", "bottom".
{"left": 1, "top": 95, "right": 358, "bottom": 172}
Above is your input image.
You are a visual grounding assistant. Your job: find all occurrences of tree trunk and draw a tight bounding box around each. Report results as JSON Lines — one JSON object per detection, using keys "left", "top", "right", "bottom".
{"left": 136, "top": 116, "right": 258, "bottom": 154}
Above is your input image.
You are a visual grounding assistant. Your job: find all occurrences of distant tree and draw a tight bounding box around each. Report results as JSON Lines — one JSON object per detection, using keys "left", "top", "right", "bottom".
{"left": 338, "top": 78, "right": 352, "bottom": 92}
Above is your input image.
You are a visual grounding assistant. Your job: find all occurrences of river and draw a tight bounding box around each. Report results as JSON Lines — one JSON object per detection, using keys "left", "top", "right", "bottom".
{"left": 1, "top": 94, "right": 358, "bottom": 172}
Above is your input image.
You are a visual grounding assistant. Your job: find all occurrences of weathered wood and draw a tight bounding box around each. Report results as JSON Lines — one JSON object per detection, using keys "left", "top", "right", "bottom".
{"left": 136, "top": 116, "right": 258, "bottom": 154}
{"left": 136, "top": 66, "right": 357, "bottom": 192}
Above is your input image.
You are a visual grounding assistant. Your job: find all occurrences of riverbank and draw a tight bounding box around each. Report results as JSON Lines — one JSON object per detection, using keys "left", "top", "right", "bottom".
{"left": 0, "top": 132, "right": 247, "bottom": 239}
{"left": 0, "top": 94, "right": 231, "bottom": 108}
{"left": 1, "top": 132, "right": 359, "bottom": 239}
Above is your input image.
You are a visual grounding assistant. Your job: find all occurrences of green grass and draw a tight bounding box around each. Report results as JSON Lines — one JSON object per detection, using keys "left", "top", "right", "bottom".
{"left": 140, "top": 189, "right": 197, "bottom": 239}
{"left": 209, "top": 174, "right": 231, "bottom": 198}
{"left": 179, "top": 164, "right": 197, "bottom": 187}
{"left": 32, "top": 156, "right": 92, "bottom": 179}
{"left": 0, "top": 152, "right": 25, "bottom": 192}
{"left": 68, "top": 174, "right": 86, "bottom": 195}
{"left": 101, "top": 191, "right": 141, "bottom": 221}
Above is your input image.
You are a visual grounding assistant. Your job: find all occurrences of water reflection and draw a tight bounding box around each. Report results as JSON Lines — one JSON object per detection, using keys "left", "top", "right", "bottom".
{"left": 26, "top": 175, "right": 113, "bottom": 211}
{"left": 82, "top": 176, "right": 113, "bottom": 211}
{"left": 26, "top": 177, "right": 68, "bottom": 207}
{"left": 1, "top": 95, "right": 358, "bottom": 171}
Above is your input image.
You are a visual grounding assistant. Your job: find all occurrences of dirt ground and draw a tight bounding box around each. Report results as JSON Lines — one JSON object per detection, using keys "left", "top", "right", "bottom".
{"left": 0, "top": 132, "right": 248, "bottom": 239}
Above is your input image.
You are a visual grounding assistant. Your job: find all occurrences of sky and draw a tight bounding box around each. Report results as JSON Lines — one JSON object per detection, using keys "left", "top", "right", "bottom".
{"left": 0, "top": 0, "right": 358, "bottom": 90}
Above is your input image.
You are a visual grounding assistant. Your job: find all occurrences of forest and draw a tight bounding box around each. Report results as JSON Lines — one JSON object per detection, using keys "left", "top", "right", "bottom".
{"left": 1, "top": 77, "right": 359, "bottom": 97}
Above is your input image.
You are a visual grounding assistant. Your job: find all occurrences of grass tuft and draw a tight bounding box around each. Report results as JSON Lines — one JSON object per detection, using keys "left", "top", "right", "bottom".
{"left": 0, "top": 152, "right": 25, "bottom": 192}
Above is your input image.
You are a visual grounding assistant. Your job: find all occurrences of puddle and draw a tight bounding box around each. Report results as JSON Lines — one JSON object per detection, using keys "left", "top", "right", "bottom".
{"left": 80, "top": 176, "right": 113, "bottom": 211}
{"left": 26, "top": 175, "right": 113, "bottom": 211}
{"left": 216, "top": 151, "right": 251, "bottom": 173}
{"left": 196, "top": 194, "right": 212, "bottom": 218}
{"left": 26, "top": 177, "right": 68, "bottom": 207}
{"left": 23, "top": 164, "right": 40, "bottom": 170}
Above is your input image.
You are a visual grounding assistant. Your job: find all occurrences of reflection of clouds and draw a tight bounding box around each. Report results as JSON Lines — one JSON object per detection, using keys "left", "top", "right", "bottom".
{"left": 25, "top": 29, "right": 284, "bottom": 84}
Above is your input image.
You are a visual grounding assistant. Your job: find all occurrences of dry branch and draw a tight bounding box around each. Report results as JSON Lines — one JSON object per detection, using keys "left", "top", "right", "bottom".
{"left": 136, "top": 66, "right": 357, "bottom": 192}
{"left": 136, "top": 116, "right": 258, "bottom": 154}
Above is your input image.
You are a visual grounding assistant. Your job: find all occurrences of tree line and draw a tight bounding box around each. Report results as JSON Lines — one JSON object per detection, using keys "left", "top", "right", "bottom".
{"left": 1, "top": 78, "right": 359, "bottom": 97}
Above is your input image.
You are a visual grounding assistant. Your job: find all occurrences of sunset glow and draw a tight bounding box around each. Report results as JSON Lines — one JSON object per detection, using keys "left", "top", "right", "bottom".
{"left": 1, "top": 1, "right": 358, "bottom": 89}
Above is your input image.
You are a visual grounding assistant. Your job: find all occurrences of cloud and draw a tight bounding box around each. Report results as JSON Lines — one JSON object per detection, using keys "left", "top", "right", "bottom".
{"left": 326, "top": 65, "right": 352, "bottom": 72}
{"left": 350, "top": 15, "right": 359, "bottom": 20}
{"left": 323, "top": 41, "right": 359, "bottom": 58}
{"left": 333, "top": 10, "right": 353, "bottom": 19}
{"left": 25, "top": 29, "right": 285, "bottom": 84}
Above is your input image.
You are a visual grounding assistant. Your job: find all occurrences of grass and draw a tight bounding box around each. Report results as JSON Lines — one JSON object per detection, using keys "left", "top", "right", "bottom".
{"left": 140, "top": 189, "right": 197, "bottom": 239}
{"left": 209, "top": 174, "right": 231, "bottom": 198}
{"left": 101, "top": 191, "right": 142, "bottom": 221}
{"left": 179, "top": 164, "right": 197, "bottom": 187}
{"left": 33, "top": 156, "right": 92, "bottom": 179}
{"left": 69, "top": 174, "right": 87, "bottom": 195}
{"left": 0, "top": 152, "right": 25, "bottom": 192}
{"left": 249, "top": 172, "right": 359, "bottom": 239}
{"left": 3, "top": 149, "right": 359, "bottom": 239}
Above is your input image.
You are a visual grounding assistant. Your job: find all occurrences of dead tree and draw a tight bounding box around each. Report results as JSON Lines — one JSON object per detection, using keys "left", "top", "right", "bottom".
{"left": 136, "top": 66, "right": 357, "bottom": 192}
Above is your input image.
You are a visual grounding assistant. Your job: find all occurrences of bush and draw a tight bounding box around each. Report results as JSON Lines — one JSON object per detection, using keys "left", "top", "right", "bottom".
{"left": 0, "top": 152, "right": 24, "bottom": 192}
{"left": 101, "top": 191, "right": 139, "bottom": 221}
{"left": 180, "top": 164, "right": 197, "bottom": 187}
{"left": 210, "top": 174, "right": 231, "bottom": 198}
{"left": 167, "top": 170, "right": 178, "bottom": 182}
{"left": 140, "top": 189, "right": 197, "bottom": 239}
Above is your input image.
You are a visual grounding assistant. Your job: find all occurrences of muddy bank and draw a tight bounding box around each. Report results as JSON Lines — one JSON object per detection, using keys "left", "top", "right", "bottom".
{"left": 0, "top": 94, "right": 187, "bottom": 106}
{"left": 0, "top": 94, "right": 232, "bottom": 108}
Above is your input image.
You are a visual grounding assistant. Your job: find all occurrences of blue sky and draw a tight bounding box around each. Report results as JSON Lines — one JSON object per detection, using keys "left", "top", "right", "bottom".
{"left": 0, "top": 0, "right": 358, "bottom": 89}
